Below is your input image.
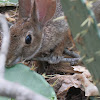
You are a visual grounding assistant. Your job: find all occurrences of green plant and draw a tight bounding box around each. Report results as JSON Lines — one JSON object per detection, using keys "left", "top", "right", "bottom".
{"left": 0, "top": 64, "right": 57, "bottom": 100}
{"left": 61, "top": 0, "right": 100, "bottom": 99}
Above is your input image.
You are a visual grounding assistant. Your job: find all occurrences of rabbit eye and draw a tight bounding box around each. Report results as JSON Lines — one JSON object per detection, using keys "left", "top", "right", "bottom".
{"left": 25, "top": 34, "right": 32, "bottom": 44}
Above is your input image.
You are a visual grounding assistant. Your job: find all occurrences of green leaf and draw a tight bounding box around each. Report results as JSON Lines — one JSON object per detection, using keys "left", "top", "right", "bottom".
{"left": 0, "top": 64, "right": 57, "bottom": 100}
{"left": 0, "top": 0, "right": 18, "bottom": 7}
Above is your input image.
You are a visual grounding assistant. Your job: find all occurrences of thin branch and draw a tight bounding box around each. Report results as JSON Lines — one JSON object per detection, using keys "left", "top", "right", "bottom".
{"left": 0, "top": 14, "right": 10, "bottom": 78}
{"left": 32, "top": 49, "right": 80, "bottom": 64}
{"left": 0, "top": 79, "right": 48, "bottom": 100}
{"left": 64, "top": 49, "right": 80, "bottom": 58}
{"left": 33, "top": 56, "right": 80, "bottom": 64}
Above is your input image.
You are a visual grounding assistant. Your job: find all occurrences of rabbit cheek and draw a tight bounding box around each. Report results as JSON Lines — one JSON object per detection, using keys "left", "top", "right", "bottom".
{"left": 6, "top": 44, "right": 23, "bottom": 67}
{"left": 21, "top": 44, "right": 38, "bottom": 59}
{"left": 6, "top": 36, "right": 24, "bottom": 67}
{"left": 22, "top": 35, "right": 42, "bottom": 60}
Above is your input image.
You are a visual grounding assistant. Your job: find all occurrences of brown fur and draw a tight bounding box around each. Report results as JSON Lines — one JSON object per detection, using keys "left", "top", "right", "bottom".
{"left": 6, "top": 0, "right": 69, "bottom": 67}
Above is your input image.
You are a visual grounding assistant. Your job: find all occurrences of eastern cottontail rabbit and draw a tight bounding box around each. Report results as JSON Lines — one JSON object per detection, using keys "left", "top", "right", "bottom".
{"left": 6, "top": 0, "right": 69, "bottom": 66}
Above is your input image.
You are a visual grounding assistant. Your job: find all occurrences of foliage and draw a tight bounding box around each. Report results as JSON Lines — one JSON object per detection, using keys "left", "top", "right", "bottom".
{"left": 61, "top": 0, "right": 100, "bottom": 99}
{"left": 0, "top": 64, "right": 57, "bottom": 100}
{"left": 0, "top": 0, "right": 18, "bottom": 7}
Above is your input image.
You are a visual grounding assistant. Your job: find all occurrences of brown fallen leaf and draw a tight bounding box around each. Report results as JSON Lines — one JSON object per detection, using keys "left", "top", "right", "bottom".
{"left": 47, "top": 66, "right": 99, "bottom": 98}
{"left": 47, "top": 74, "right": 82, "bottom": 97}
{"left": 72, "top": 65, "right": 91, "bottom": 79}
{"left": 5, "top": 13, "right": 16, "bottom": 22}
{"left": 75, "top": 73, "right": 99, "bottom": 96}
{"left": 56, "top": 75, "right": 82, "bottom": 97}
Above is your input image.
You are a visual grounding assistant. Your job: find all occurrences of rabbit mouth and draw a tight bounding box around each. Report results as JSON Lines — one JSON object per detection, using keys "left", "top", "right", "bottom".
{"left": 12, "top": 56, "right": 21, "bottom": 65}
{"left": 6, "top": 56, "right": 21, "bottom": 67}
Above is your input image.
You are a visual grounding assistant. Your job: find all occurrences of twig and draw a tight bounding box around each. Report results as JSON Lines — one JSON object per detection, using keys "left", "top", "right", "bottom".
{"left": 32, "top": 49, "right": 80, "bottom": 65}
{"left": 64, "top": 49, "right": 80, "bottom": 58}
{"left": 0, "top": 14, "right": 10, "bottom": 78}
{"left": 0, "top": 79, "right": 48, "bottom": 100}
{"left": 33, "top": 56, "right": 80, "bottom": 64}
{"left": 33, "top": 57, "right": 80, "bottom": 62}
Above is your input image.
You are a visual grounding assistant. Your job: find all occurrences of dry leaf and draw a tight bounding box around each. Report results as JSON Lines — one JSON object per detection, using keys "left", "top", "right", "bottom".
{"left": 47, "top": 65, "right": 99, "bottom": 98}
{"left": 5, "top": 13, "right": 15, "bottom": 22}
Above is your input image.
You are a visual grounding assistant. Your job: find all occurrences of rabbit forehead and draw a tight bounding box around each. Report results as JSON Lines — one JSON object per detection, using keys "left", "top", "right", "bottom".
{"left": 10, "top": 18, "right": 33, "bottom": 36}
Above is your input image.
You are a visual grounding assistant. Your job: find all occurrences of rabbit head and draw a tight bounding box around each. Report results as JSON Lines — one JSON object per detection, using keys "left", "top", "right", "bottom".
{"left": 6, "top": 0, "right": 56, "bottom": 67}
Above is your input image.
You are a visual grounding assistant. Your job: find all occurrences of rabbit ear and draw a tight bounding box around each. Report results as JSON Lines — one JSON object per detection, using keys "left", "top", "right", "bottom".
{"left": 31, "top": 0, "right": 40, "bottom": 25}
{"left": 19, "top": 0, "right": 32, "bottom": 18}
{"left": 19, "top": 0, "right": 56, "bottom": 23}
{"left": 34, "top": 0, "right": 56, "bottom": 24}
